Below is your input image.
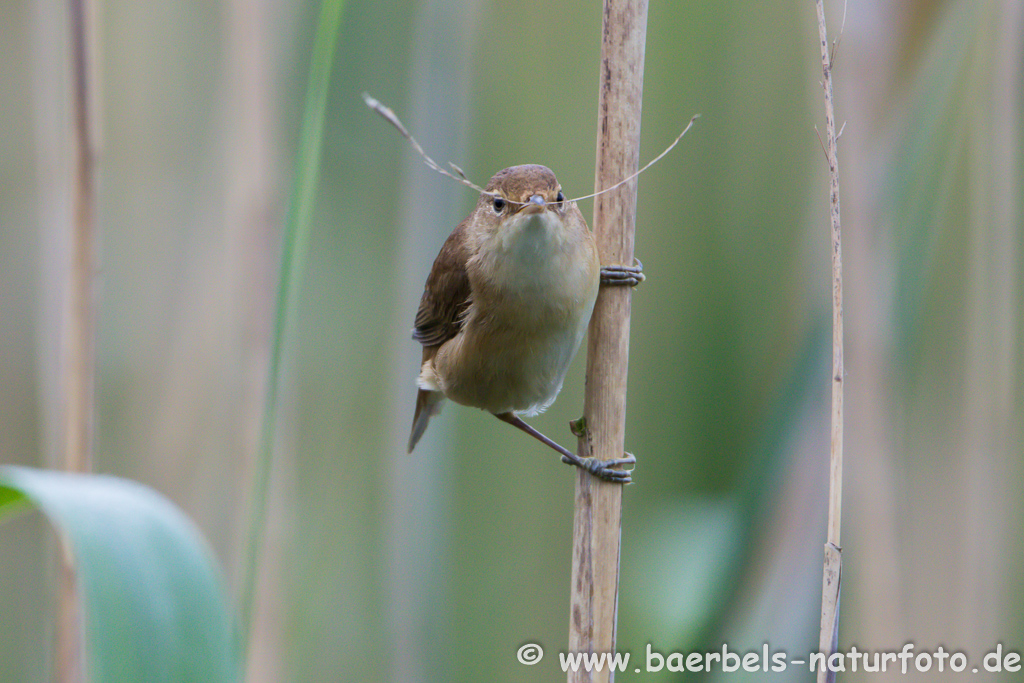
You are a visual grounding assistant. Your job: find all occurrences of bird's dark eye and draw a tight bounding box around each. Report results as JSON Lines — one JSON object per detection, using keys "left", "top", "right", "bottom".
{"left": 556, "top": 191, "right": 565, "bottom": 203}
{"left": 492, "top": 196, "right": 506, "bottom": 212}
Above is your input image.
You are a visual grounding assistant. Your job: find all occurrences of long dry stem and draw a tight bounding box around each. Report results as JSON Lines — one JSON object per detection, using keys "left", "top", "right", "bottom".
{"left": 363, "top": 94, "right": 696, "bottom": 208}
{"left": 814, "top": 2, "right": 844, "bottom": 681}
{"left": 65, "top": 0, "right": 97, "bottom": 477}
{"left": 58, "top": 0, "right": 99, "bottom": 680}
{"left": 568, "top": 1, "right": 649, "bottom": 682}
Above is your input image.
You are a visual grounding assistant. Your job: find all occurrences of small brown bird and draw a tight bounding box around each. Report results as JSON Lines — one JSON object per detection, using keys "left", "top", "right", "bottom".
{"left": 407, "top": 164, "right": 641, "bottom": 482}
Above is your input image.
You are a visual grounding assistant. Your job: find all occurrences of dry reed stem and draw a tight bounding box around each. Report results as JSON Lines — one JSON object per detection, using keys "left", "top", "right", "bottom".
{"left": 568, "top": 1, "right": 648, "bottom": 681}
{"left": 65, "top": 0, "right": 97, "bottom": 476}
{"left": 814, "top": 2, "right": 844, "bottom": 681}
{"left": 58, "top": 0, "right": 99, "bottom": 681}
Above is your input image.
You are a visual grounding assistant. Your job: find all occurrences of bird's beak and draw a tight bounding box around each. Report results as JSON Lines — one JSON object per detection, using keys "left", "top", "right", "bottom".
{"left": 520, "top": 194, "right": 546, "bottom": 215}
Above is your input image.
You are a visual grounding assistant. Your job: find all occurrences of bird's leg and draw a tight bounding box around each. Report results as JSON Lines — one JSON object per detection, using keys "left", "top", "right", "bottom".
{"left": 495, "top": 412, "right": 634, "bottom": 483}
{"left": 600, "top": 257, "right": 645, "bottom": 287}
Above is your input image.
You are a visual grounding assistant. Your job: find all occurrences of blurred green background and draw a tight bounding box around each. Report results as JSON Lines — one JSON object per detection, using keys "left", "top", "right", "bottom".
{"left": 1, "top": 0, "right": 1022, "bottom": 681}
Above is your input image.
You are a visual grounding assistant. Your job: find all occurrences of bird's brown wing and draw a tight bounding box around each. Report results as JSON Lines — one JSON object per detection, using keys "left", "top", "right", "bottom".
{"left": 412, "top": 219, "right": 473, "bottom": 348}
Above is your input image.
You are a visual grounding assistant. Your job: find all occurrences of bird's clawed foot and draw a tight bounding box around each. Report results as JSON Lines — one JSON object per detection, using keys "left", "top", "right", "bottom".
{"left": 560, "top": 452, "right": 636, "bottom": 483}
{"left": 600, "top": 258, "right": 645, "bottom": 287}
{"left": 496, "top": 411, "right": 634, "bottom": 484}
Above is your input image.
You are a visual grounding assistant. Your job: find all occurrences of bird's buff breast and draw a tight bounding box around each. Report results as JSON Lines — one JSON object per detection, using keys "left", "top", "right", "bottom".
{"left": 427, "top": 212, "right": 599, "bottom": 415}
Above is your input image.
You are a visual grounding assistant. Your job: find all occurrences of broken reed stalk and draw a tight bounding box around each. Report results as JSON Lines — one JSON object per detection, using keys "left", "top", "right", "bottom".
{"left": 58, "top": 0, "right": 99, "bottom": 680}
{"left": 814, "top": 2, "right": 844, "bottom": 682}
{"left": 568, "top": 1, "right": 648, "bottom": 681}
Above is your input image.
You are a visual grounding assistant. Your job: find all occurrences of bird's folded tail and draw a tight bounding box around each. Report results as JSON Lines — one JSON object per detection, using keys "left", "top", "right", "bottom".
{"left": 408, "top": 389, "right": 445, "bottom": 453}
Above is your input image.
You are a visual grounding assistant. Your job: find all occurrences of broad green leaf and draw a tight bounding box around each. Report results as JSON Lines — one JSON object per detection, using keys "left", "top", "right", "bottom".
{"left": 0, "top": 466, "right": 240, "bottom": 683}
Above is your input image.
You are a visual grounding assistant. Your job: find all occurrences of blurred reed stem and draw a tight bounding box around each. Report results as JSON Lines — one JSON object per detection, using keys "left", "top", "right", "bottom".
{"left": 837, "top": 0, "right": 905, "bottom": 649}
{"left": 569, "top": 1, "right": 647, "bottom": 681}
{"left": 385, "top": 1, "right": 478, "bottom": 682}
{"left": 238, "top": 0, "right": 345, "bottom": 670}
{"left": 64, "top": 0, "right": 97, "bottom": 484}
{"left": 223, "top": 0, "right": 283, "bottom": 677}
{"left": 961, "top": 0, "right": 1021, "bottom": 645}
{"left": 813, "top": 2, "right": 844, "bottom": 681}
{"left": 58, "top": 0, "right": 100, "bottom": 679}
